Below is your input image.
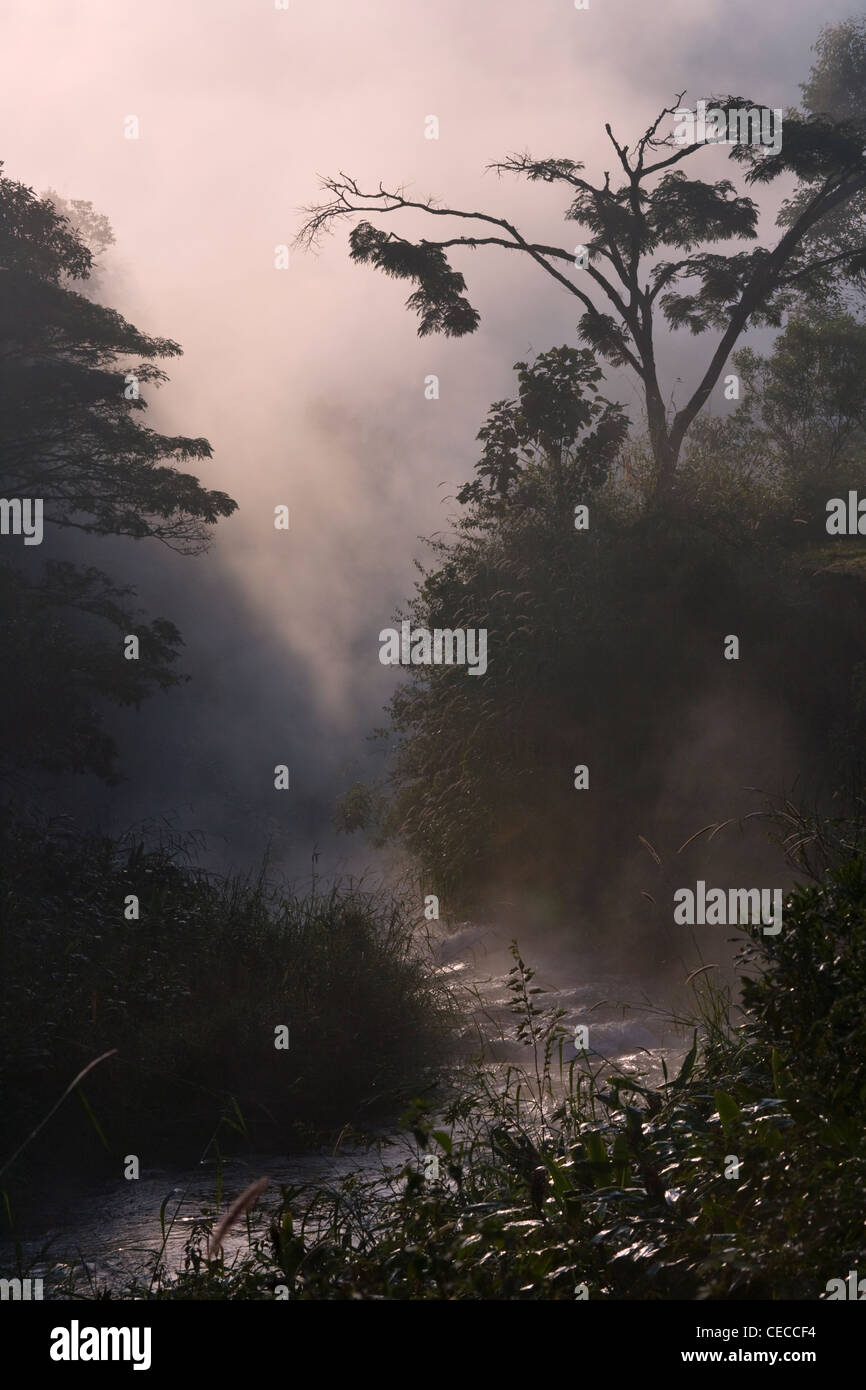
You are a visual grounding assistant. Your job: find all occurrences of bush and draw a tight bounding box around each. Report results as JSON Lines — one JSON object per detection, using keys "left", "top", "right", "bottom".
{"left": 0, "top": 812, "right": 454, "bottom": 1178}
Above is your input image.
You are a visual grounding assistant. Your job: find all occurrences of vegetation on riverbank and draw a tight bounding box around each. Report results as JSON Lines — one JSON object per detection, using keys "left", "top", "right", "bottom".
{"left": 4, "top": 19, "right": 866, "bottom": 1302}
{"left": 0, "top": 811, "right": 455, "bottom": 1194}
{"left": 336, "top": 318, "right": 866, "bottom": 917}
{"left": 33, "top": 797, "right": 866, "bottom": 1300}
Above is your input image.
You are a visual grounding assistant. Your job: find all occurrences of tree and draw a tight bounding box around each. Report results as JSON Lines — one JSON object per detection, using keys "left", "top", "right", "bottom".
{"left": 297, "top": 24, "right": 866, "bottom": 496}
{"left": 41, "top": 190, "right": 115, "bottom": 290}
{"left": 456, "top": 345, "right": 627, "bottom": 527}
{"left": 357, "top": 335, "right": 866, "bottom": 912}
{"left": 670, "top": 307, "right": 866, "bottom": 538}
{"left": 777, "top": 17, "right": 866, "bottom": 319}
{"left": 0, "top": 164, "right": 237, "bottom": 781}
{"left": 801, "top": 15, "right": 866, "bottom": 123}
{"left": 359, "top": 349, "right": 631, "bottom": 904}
{"left": 732, "top": 314, "right": 866, "bottom": 514}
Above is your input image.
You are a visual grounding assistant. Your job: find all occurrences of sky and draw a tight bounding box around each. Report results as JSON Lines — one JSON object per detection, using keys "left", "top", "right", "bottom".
{"left": 1, "top": 0, "right": 859, "bottom": 882}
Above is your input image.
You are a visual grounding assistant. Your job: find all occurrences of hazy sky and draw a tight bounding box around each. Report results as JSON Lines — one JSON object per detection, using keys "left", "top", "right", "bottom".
{"left": 1, "top": 0, "right": 858, "bottom": 877}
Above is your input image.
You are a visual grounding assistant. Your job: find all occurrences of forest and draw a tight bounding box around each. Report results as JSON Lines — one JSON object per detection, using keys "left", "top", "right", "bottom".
{"left": 1, "top": 9, "right": 865, "bottom": 1316}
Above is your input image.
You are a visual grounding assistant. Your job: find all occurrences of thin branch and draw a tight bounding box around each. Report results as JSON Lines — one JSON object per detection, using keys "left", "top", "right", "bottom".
{"left": 297, "top": 176, "right": 644, "bottom": 371}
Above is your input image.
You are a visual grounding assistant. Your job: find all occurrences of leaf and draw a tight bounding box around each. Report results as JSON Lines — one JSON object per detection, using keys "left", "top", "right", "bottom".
{"left": 670, "top": 1032, "right": 698, "bottom": 1092}
{"left": 582, "top": 1131, "right": 608, "bottom": 1170}
{"left": 771, "top": 1048, "right": 792, "bottom": 1098}
{"left": 159, "top": 1194, "right": 170, "bottom": 1243}
{"left": 538, "top": 1152, "right": 574, "bottom": 1205}
{"left": 225, "top": 1094, "right": 248, "bottom": 1137}
{"left": 714, "top": 1091, "right": 741, "bottom": 1139}
{"left": 76, "top": 1089, "right": 111, "bottom": 1153}
{"left": 431, "top": 1129, "right": 453, "bottom": 1156}
{"left": 611, "top": 1133, "right": 631, "bottom": 1187}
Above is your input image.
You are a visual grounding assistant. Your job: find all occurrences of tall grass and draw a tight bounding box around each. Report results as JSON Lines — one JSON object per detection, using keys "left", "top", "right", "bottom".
{"left": 8, "top": 796, "right": 866, "bottom": 1300}
{"left": 0, "top": 811, "right": 456, "bottom": 1183}
{"left": 47, "top": 831, "right": 865, "bottom": 1302}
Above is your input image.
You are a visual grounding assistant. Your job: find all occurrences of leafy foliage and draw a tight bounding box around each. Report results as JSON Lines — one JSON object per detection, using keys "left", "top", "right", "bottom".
{"left": 0, "top": 814, "right": 453, "bottom": 1173}
{"left": 52, "top": 832, "right": 866, "bottom": 1300}
{"left": 0, "top": 164, "right": 237, "bottom": 781}
{"left": 299, "top": 25, "right": 866, "bottom": 489}
{"left": 349, "top": 223, "right": 479, "bottom": 337}
{"left": 350, "top": 330, "right": 866, "bottom": 911}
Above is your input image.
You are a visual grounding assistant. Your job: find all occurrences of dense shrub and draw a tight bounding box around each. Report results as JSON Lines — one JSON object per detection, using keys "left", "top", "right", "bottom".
{"left": 109, "top": 841, "right": 866, "bottom": 1301}
{"left": 0, "top": 812, "right": 454, "bottom": 1175}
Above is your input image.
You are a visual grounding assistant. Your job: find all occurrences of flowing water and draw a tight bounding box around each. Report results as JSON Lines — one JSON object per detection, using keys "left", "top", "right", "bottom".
{"left": 2, "top": 920, "right": 688, "bottom": 1295}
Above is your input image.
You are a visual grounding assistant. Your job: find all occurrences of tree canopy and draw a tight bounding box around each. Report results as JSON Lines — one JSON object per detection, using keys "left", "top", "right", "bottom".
{"left": 0, "top": 164, "right": 237, "bottom": 781}
{"left": 344, "top": 317, "right": 866, "bottom": 910}
{"left": 298, "top": 20, "right": 866, "bottom": 494}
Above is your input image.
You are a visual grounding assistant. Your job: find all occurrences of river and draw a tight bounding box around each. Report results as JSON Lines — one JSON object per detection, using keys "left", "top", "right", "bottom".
{"left": 1, "top": 918, "right": 691, "bottom": 1296}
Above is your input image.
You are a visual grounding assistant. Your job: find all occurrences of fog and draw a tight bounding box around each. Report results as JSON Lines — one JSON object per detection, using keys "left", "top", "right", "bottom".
{"left": 0, "top": 0, "right": 852, "bottom": 889}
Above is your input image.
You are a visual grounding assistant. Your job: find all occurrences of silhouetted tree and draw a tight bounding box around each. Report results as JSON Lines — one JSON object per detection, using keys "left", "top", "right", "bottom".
{"left": 356, "top": 330, "right": 866, "bottom": 911}
{"left": 298, "top": 21, "right": 866, "bottom": 495}
{"left": 0, "top": 164, "right": 237, "bottom": 781}
{"left": 456, "top": 345, "right": 627, "bottom": 528}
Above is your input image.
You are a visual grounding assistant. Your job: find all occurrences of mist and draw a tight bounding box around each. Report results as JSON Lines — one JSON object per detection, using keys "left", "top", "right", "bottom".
{"left": 6, "top": 2, "right": 866, "bottom": 1328}
{"left": 0, "top": 0, "right": 853, "bottom": 888}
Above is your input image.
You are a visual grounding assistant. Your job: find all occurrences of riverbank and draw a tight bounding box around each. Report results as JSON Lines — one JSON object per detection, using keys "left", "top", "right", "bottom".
{"left": 0, "top": 812, "right": 455, "bottom": 1191}
{"left": 2, "top": 921, "right": 684, "bottom": 1294}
